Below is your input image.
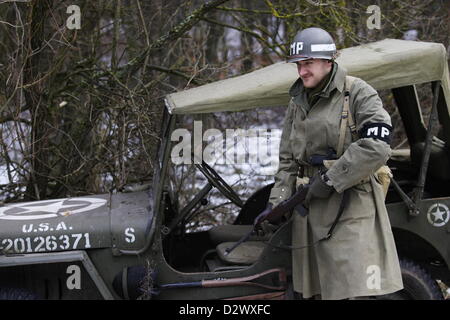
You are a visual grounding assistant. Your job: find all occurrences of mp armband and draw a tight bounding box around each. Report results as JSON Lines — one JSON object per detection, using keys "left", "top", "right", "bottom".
{"left": 358, "top": 122, "right": 393, "bottom": 144}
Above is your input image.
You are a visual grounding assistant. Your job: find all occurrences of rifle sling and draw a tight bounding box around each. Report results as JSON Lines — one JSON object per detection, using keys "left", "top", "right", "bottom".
{"left": 322, "top": 189, "right": 350, "bottom": 241}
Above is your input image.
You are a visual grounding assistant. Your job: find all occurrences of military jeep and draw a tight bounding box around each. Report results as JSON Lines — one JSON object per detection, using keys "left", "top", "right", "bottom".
{"left": 0, "top": 39, "right": 448, "bottom": 300}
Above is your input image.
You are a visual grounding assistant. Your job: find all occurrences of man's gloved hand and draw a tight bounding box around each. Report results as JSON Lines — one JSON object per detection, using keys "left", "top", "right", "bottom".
{"left": 304, "top": 173, "right": 334, "bottom": 205}
{"left": 254, "top": 203, "right": 273, "bottom": 225}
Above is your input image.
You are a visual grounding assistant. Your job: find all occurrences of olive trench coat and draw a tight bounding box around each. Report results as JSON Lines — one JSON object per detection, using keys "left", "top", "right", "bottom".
{"left": 268, "top": 63, "right": 403, "bottom": 300}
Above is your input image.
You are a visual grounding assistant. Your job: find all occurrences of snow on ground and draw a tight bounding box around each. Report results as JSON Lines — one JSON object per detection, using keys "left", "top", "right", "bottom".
{"left": 0, "top": 165, "right": 8, "bottom": 185}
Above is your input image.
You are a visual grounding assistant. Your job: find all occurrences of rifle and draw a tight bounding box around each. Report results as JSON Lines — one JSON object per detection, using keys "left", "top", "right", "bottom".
{"left": 225, "top": 183, "right": 310, "bottom": 255}
{"left": 257, "top": 183, "right": 311, "bottom": 224}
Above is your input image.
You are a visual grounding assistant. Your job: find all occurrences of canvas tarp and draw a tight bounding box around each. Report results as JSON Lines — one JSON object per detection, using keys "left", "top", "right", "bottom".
{"left": 165, "top": 39, "right": 450, "bottom": 115}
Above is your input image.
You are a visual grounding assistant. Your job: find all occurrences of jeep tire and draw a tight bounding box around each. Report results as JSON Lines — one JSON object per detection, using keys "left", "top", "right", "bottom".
{"left": 0, "top": 288, "right": 37, "bottom": 300}
{"left": 380, "top": 258, "right": 443, "bottom": 300}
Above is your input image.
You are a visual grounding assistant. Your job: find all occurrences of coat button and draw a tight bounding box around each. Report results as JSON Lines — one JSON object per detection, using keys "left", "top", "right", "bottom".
{"left": 342, "top": 164, "right": 349, "bottom": 173}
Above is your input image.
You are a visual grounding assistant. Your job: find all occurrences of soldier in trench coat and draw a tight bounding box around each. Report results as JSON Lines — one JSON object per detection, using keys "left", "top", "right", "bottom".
{"left": 267, "top": 28, "right": 404, "bottom": 300}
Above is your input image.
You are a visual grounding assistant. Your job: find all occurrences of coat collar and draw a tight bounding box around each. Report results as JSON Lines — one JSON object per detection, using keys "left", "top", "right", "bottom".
{"left": 289, "top": 62, "right": 347, "bottom": 98}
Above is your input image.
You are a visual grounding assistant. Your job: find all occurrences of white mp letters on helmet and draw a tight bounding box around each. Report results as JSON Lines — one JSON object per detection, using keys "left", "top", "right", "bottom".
{"left": 290, "top": 42, "right": 304, "bottom": 55}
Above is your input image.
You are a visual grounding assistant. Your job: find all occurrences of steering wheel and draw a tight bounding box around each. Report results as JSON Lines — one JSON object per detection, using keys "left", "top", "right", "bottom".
{"left": 163, "top": 161, "right": 244, "bottom": 237}
{"left": 195, "top": 161, "right": 244, "bottom": 208}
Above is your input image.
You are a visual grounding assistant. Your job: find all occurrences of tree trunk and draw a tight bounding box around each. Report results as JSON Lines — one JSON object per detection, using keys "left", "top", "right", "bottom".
{"left": 23, "top": 0, "right": 53, "bottom": 200}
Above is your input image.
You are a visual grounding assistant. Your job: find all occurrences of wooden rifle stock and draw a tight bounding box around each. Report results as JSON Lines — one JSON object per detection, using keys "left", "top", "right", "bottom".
{"left": 259, "top": 184, "right": 310, "bottom": 223}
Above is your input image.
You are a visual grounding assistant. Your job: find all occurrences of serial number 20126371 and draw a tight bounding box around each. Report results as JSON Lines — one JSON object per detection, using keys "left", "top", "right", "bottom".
{"left": 0, "top": 233, "right": 91, "bottom": 253}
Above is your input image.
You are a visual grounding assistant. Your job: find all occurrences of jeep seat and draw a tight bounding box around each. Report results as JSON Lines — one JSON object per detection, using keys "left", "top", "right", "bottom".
{"left": 208, "top": 225, "right": 270, "bottom": 245}
{"left": 216, "top": 241, "right": 267, "bottom": 265}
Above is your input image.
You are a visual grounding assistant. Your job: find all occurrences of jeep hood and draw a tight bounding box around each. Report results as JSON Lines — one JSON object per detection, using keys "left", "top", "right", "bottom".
{"left": 0, "top": 191, "right": 153, "bottom": 254}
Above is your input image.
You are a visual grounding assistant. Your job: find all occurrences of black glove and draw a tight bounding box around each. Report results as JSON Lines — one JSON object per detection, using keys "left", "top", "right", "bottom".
{"left": 304, "top": 173, "right": 334, "bottom": 205}
{"left": 254, "top": 203, "right": 273, "bottom": 225}
{"left": 294, "top": 202, "right": 309, "bottom": 217}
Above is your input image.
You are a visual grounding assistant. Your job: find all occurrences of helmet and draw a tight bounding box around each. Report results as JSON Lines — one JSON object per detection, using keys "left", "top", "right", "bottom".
{"left": 287, "top": 27, "right": 336, "bottom": 63}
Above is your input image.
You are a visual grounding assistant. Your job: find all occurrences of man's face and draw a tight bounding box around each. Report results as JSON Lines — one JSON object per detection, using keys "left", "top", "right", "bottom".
{"left": 296, "top": 59, "right": 332, "bottom": 88}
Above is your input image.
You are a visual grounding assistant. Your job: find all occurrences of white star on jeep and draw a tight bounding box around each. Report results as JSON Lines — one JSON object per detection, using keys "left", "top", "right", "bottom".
{"left": 431, "top": 205, "right": 447, "bottom": 222}
{"left": 15, "top": 200, "right": 85, "bottom": 214}
{"left": 0, "top": 197, "right": 107, "bottom": 220}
